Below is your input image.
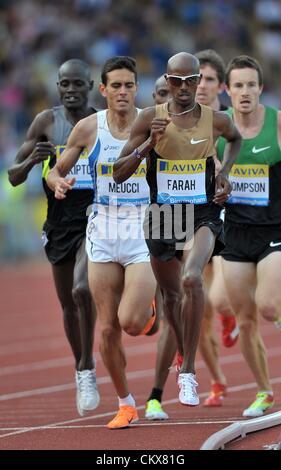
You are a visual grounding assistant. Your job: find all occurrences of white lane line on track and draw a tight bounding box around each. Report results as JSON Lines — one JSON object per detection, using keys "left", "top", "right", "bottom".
{"left": 0, "top": 421, "right": 237, "bottom": 431}
{"left": 1, "top": 345, "right": 281, "bottom": 401}
{"left": 0, "top": 378, "right": 280, "bottom": 439}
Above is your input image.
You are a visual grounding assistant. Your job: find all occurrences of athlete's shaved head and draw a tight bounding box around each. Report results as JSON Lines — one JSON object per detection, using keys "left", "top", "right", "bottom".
{"left": 155, "top": 75, "right": 167, "bottom": 90}
{"left": 153, "top": 75, "right": 170, "bottom": 104}
{"left": 167, "top": 52, "right": 199, "bottom": 75}
{"left": 58, "top": 59, "right": 92, "bottom": 81}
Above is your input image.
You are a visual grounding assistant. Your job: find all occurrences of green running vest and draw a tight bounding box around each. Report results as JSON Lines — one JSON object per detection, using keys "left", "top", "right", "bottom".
{"left": 217, "top": 106, "right": 281, "bottom": 225}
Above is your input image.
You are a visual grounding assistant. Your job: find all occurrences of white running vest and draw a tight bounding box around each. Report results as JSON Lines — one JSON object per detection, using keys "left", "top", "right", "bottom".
{"left": 87, "top": 109, "right": 149, "bottom": 215}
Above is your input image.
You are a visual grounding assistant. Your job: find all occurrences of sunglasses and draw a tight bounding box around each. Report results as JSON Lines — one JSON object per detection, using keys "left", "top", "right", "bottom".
{"left": 165, "top": 73, "right": 201, "bottom": 87}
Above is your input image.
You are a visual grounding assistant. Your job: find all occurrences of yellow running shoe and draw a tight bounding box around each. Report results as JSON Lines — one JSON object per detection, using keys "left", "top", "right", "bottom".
{"left": 107, "top": 405, "right": 139, "bottom": 429}
{"left": 145, "top": 399, "right": 169, "bottom": 420}
{"left": 242, "top": 392, "right": 274, "bottom": 417}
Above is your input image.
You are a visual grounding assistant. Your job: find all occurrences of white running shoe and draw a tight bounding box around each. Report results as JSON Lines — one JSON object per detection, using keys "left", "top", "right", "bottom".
{"left": 75, "top": 365, "right": 100, "bottom": 416}
{"left": 178, "top": 373, "right": 199, "bottom": 406}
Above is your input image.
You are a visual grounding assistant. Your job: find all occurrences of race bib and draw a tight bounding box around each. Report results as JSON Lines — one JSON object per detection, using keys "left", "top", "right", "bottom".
{"left": 228, "top": 164, "right": 269, "bottom": 206}
{"left": 96, "top": 162, "right": 149, "bottom": 206}
{"left": 56, "top": 146, "right": 92, "bottom": 190}
{"left": 156, "top": 158, "right": 207, "bottom": 204}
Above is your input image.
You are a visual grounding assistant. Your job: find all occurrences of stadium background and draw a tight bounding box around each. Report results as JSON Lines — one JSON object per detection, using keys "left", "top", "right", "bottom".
{"left": 1, "top": 0, "right": 281, "bottom": 261}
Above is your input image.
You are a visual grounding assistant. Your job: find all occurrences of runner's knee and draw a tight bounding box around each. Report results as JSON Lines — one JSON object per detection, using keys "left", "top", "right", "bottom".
{"left": 238, "top": 314, "right": 258, "bottom": 336}
{"left": 182, "top": 272, "right": 203, "bottom": 293}
{"left": 209, "top": 290, "right": 232, "bottom": 315}
{"left": 100, "top": 324, "right": 120, "bottom": 345}
{"left": 120, "top": 316, "right": 143, "bottom": 336}
{"left": 257, "top": 301, "right": 279, "bottom": 322}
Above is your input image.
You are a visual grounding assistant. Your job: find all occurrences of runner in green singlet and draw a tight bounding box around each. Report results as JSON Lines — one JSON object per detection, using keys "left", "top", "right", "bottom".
{"left": 217, "top": 55, "right": 281, "bottom": 417}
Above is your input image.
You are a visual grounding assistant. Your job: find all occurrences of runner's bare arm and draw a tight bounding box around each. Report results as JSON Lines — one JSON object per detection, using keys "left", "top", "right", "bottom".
{"left": 47, "top": 116, "right": 96, "bottom": 199}
{"left": 214, "top": 111, "right": 241, "bottom": 176}
{"left": 8, "top": 110, "right": 55, "bottom": 186}
{"left": 113, "top": 108, "right": 170, "bottom": 183}
{"left": 213, "top": 111, "right": 242, "bottom": 204}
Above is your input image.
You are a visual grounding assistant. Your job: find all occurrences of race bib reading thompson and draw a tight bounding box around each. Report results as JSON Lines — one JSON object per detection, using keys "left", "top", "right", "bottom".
{"left": 228, "top": 164, "right": 269, "bottom": 206}
{"left": 96, "top": 163, "right": 149, "bottom": 206}
{"left": 156, "top": 159, "right": 207, "bottom": 204}
{"left": 57, "top": 146, "right": 92, "bottom": 189}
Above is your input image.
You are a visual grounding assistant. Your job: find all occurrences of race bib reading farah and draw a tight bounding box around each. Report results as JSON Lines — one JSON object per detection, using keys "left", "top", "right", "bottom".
{"left": 156, "top": 158, "right": 207, "bottom": 204}
{"left": 96, "top": 162, "right": 149, "bottom": 205}
{"left": 56, "top": 146, "right": 92, "bottom": 189}
{"left": 228, "top": 164, "right": 269, "bottom": 206}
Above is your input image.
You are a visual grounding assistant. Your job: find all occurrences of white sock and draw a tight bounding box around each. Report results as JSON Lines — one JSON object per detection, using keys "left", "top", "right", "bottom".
{"left": 118, "top": 394, "right": 135, "bottom": 407}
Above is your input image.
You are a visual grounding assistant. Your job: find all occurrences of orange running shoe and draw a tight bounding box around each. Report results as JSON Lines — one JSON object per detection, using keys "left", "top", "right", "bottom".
{"left": 220, "top": 314, "right": 239, "bottom": 348}
{"left": 107, "top": 405, "right": 139, "bottom": 429}
{"left": 141, "top": 300, "right": 156, "bottom": 335}
{"left": 203, "top": 383, "right": 227, "bottom": 407}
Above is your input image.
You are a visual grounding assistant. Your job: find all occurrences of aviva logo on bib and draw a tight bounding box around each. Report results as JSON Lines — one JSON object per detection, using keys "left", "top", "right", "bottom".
{"left": 98, "top": 163, "right": 147, "bottom": 177}
{"left": 100, "top": 164, "right": 113, "bottom": 176}
{"left": 56, "top": 145, "right": 88, "bottom": 159}
{"left": 158, "top": 159, "right": 206, "bottom": 174}
{"left": 230, "top": 164, "right": 268, "bottom": 178}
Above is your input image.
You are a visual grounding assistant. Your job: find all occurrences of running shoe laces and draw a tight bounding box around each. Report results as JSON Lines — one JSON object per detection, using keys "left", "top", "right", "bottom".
{"left": 75, "top": 367, "right": 100, "bottom": 416}
{"left": 242, "top": 392, "right": 274, "bottom": 417}
{"left": 145, "top": 399, "right": 169, "bottom": 420}
{"left": 178, "top": 373, "right": 199, "bottom": 406}
{"left": 107, "top": 405, "right": 139, "bottom": 429}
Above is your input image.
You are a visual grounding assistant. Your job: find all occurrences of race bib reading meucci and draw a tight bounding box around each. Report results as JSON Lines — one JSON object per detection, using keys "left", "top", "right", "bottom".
{"left": 96, "top": 162, "right": 149, "bottom": 205}
{"left": 156, "top": 158, "right": 207, "bottom": 204}
{"left": 228, "top": 164, "right": 269, "bottom": 206}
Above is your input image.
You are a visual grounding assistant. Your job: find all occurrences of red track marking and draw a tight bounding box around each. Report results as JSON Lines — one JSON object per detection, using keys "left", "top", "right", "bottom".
{"left": 0, "top": 262, "right": 280, "bottom": 450}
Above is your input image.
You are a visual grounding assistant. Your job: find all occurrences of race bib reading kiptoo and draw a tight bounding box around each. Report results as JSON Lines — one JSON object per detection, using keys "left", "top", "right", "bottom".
{"left": 56, "top": 145, "right": 92, "bottom": 189}
{"left": 96, "top": 162, "right": 149, "bottom": 206}
{"left": 156, "top": 158, "right": 207, "bottom": 204}
{"left": 228, "top": 164, "right": 269, "bottom": 206}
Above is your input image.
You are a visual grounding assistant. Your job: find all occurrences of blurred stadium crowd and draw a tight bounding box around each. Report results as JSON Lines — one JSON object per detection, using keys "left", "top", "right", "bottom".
{"left": 1, "top": 0, "right": 281, "bottom": 260}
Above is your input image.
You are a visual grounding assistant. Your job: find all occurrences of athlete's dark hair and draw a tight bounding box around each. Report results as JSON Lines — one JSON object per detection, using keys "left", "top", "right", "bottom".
{"left": 101, "top": 56, "right": 137, "bottom": 85}
{"left": 195, "top": 49, "right": 225, "bottom": 84}
{"left": 225, "top": 55, "right": 263, "bottom": 87}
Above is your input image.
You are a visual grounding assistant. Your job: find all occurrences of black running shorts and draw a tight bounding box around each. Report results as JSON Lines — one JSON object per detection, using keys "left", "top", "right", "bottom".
{"left": 144, "top": 202, "right": 224, "bottom": 262}
{"left": 221, "top": 222, "right": 281, "bottom": 263}
{"left": 42, "top": 220, "right": 87, "bottom": 265}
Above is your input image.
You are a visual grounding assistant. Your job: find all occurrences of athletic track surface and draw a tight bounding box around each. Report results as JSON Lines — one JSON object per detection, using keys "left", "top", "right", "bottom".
{"left": 0, "top": 261, "right": 280, "bottom": 452}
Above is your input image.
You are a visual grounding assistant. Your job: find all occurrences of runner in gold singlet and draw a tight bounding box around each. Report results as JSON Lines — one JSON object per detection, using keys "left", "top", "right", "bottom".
{"left": 113, "top": 52, "right": 241, "bottom": 407}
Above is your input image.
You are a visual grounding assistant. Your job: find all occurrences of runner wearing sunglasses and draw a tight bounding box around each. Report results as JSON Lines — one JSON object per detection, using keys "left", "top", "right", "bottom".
{"left": 113, "top": 52, "right": 241, "bottom": 407}
{"left": 165, "top": 73, "right": 201, "bottom": 88}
